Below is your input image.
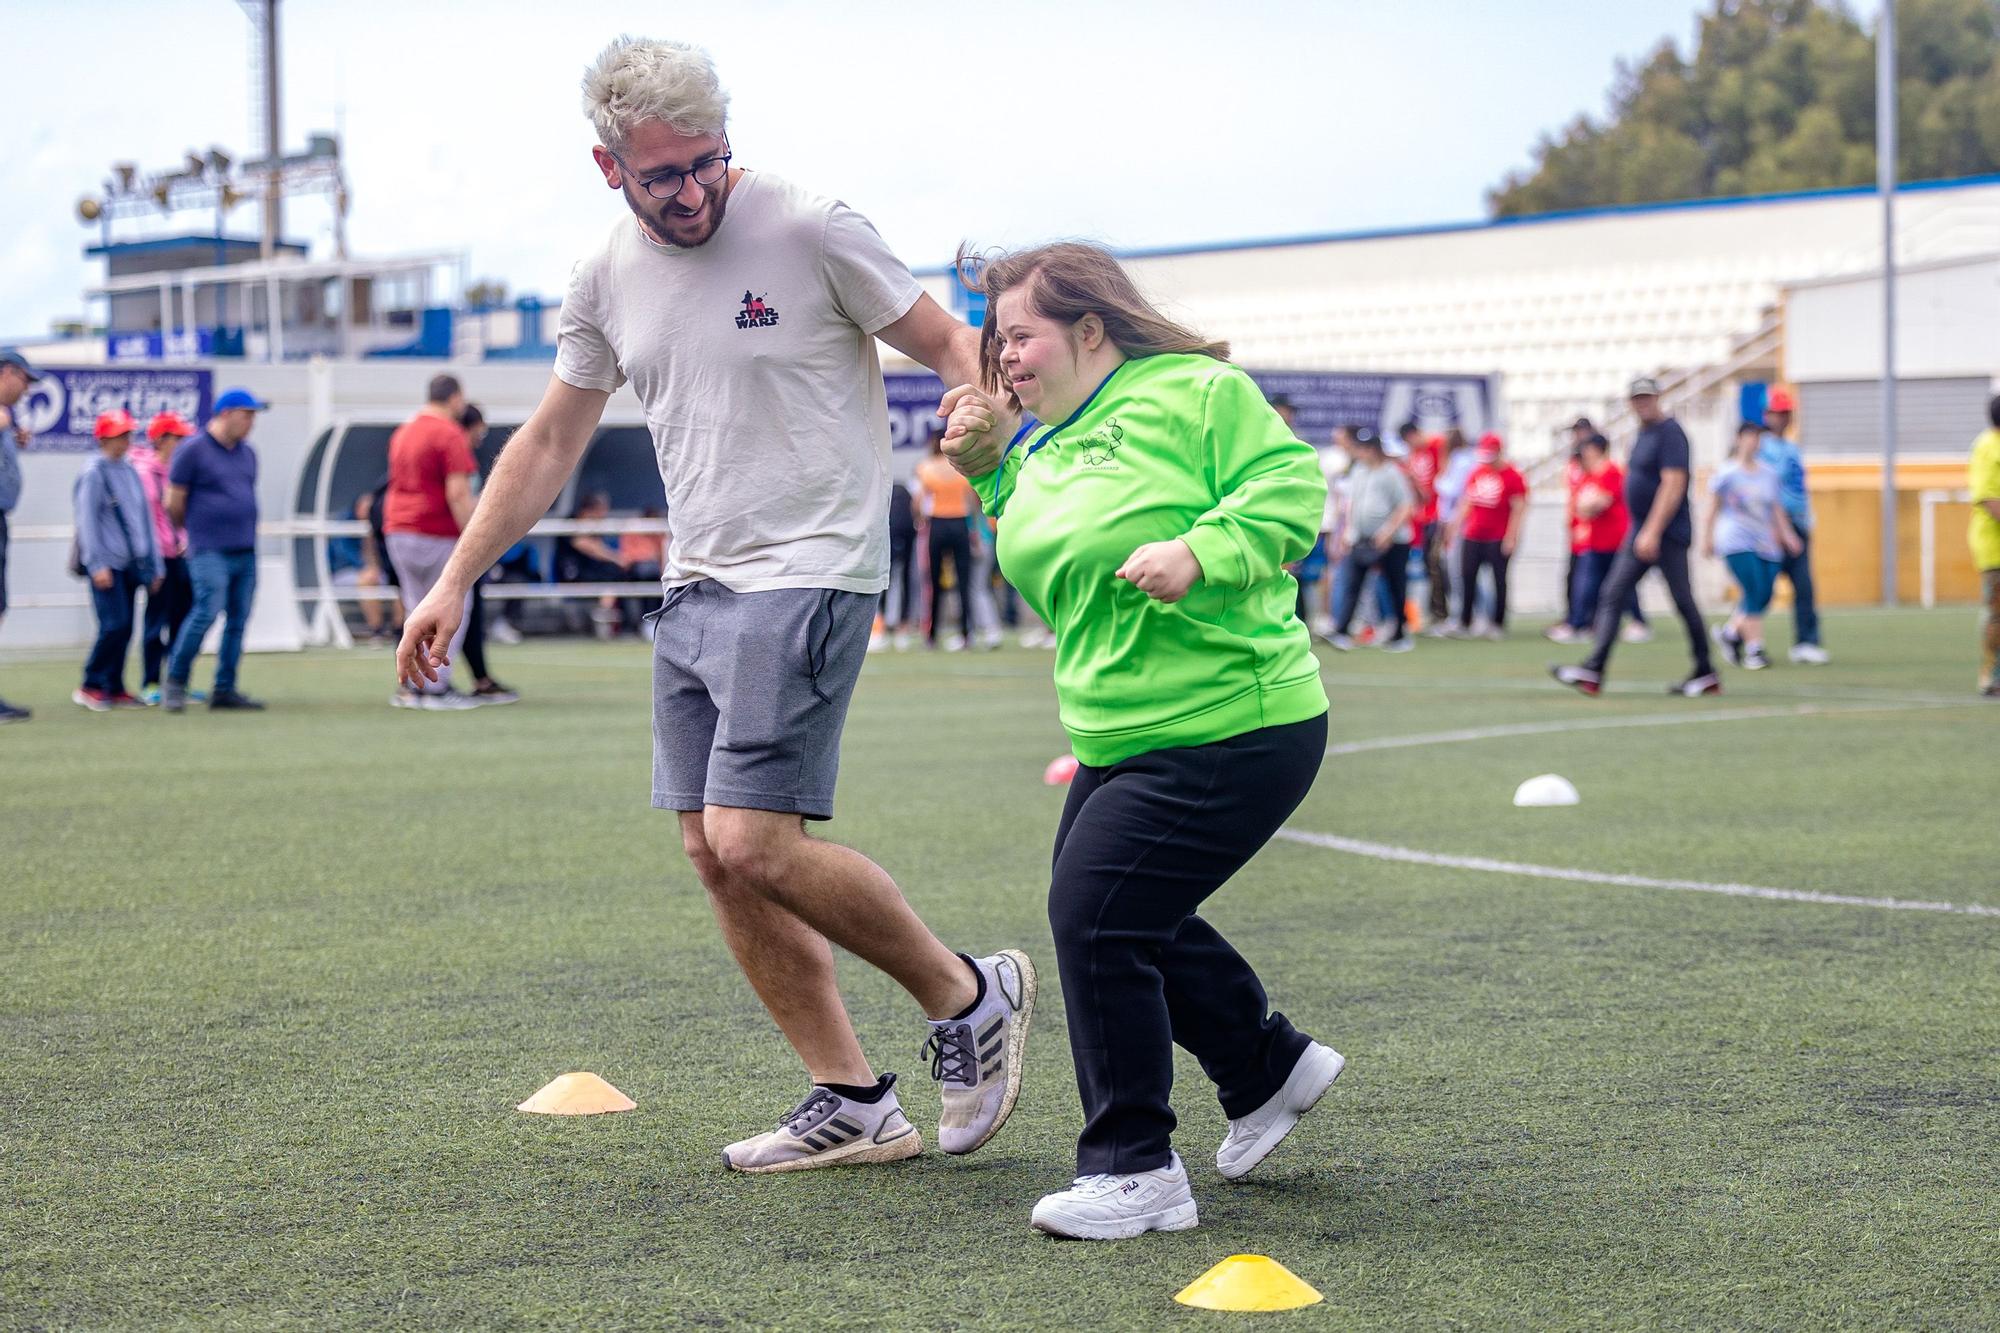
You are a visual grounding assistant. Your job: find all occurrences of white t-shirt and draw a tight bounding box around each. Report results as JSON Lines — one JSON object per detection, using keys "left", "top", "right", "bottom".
{"left": 554, "top": 171, "right": 923, "bottom": 593}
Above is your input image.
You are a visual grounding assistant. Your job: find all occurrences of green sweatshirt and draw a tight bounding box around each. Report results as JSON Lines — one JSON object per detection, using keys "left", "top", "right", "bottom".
{"left": 970, "top": 353, "right": 1329, "bottom": 766}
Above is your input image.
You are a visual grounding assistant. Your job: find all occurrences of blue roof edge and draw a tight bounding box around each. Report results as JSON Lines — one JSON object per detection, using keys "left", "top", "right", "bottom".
{"left": 913, "top": 172, "right": 2000, "bottom": 275}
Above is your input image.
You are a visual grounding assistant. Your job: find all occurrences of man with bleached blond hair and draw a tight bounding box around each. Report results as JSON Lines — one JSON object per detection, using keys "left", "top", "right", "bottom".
{"left": 398, "top": 36, "right": 1034, "bottom": 1173}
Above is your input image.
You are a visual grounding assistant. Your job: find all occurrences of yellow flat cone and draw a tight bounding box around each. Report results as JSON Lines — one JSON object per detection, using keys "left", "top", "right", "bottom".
{"left": 1174, "top": 1254, "right": 1323, "bottom": 1312}
{"left": 516, "top": 1072, "right": 636, "bottom": 1115}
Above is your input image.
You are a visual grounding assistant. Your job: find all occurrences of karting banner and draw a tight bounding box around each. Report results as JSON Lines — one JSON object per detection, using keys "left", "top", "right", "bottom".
{"left": 11, "top": 367, "right": 214, "bottom": 455}
{"left": 883, "top": 369, "right": 1497, "bottom": 451}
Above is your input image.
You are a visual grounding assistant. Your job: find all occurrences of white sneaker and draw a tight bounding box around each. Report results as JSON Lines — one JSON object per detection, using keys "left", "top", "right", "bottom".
{"left": 1031, "top": 1153, "right": 1199, "bottom": 1240}
{"left": 1324, "top": 633, "right": 1355, "bottom": 652}
{"left": 389, "top": 688, "right": 425, "bottom": 709}
{"left": 1544, "top": 624, "right": 1578, "bottom": 643}
{"left": 893, "top": 631, "right": 913, "bottom": 652}
{"left": 420, "top": 688, "right": 484, "bottom": 710}
{"left": 488, "top": 617, "right": 524, "bottom": 646}
{"left": 944, "top": 634, "right": 967, "bottom": 653}
{"left": 721, "top": 1079, "right": 924, "bottom": 1174}
{"left": 1789, "top": 643, "right": 1830, "bottom": 665}
{"left": 867, "top": 631, "right": 887, "bottom": 654}
{"left": 1621, "top": 622, "right": 1654, "bottom": 644}
{"left": 1217, "top": 1042, "right": 1345, "bottom": 1181}
{"left": 976, "top": 628, "right": 1005, "bottom": 651}
{"left": 924, "top": 950, "right": 1036, "bottom": 1154}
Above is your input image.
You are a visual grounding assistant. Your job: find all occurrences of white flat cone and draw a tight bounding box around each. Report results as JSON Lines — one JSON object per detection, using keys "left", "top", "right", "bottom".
{"left": 517, "top": 1072, "right": 637, "bottom": 1115}
{"left": 1514, "top": 774, "right": 1580, "bottom": 807}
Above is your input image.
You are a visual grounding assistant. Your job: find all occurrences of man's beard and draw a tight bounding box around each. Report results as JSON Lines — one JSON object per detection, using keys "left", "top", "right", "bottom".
{"left": 624, "top": 177, "right": 730, "bottom": 249}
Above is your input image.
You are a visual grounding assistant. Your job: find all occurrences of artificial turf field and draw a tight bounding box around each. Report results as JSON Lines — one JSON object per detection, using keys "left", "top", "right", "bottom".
{"left": 3, "top": 607, "right": 1995, "bottom": 1331}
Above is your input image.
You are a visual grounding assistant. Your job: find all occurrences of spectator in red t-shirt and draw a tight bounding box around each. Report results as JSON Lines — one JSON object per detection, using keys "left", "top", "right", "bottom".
{"left": 384, "top": 374, "right": 480, "bottom": 708}
{"left": 1552, "top": 432, "right": 1631, "bottom": 640}
{"left": 1447, "top": 433, "right": 1527, "bottom": 639}
{"left": 1400, "top": 421, "right": 1445, "bottom": 627}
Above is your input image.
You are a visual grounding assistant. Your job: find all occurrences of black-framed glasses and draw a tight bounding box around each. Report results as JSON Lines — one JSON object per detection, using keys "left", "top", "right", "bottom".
{"left": 616, "top": 140, "right": 732, "bottom": 200}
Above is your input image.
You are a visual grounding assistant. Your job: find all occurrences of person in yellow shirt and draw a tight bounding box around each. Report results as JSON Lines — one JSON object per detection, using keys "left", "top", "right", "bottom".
{"left": 1970, "top": 395, "right": 2000, "bottom": 697}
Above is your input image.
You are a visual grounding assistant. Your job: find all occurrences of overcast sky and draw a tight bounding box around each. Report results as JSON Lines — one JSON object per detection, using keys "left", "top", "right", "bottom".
{"left": 2, "top": 0, "right": 1712, "bottom": 338}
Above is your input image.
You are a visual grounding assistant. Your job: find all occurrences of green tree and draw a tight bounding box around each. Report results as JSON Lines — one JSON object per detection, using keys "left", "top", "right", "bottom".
{"left": 1489, "top": 0, "right": 2000, "bottom": 216}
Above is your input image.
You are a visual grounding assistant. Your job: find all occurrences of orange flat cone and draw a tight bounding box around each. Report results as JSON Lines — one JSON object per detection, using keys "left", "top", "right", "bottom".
{"left": 516, "top": 1072, "right": 636, "bottom": 1115}
{"left": 1174, "top": 1254, "right": 1323, "bottom": 1312}
{"left": 1043, "top": 753, "right": 1079, "bottom": 786}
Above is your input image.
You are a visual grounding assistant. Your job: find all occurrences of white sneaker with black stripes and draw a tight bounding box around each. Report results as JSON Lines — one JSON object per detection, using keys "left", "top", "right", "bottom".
{"left": 923, "top": 949, "right": 1037, "bottom": 1155}
{"left": 720, "top": 1078, "right": 923, "bottom": 1174}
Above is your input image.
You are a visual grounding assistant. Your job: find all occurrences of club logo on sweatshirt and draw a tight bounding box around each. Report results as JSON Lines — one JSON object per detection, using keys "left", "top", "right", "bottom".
{"left": 1078, "top": 419, "right": 1124, "bottom": 467}
{"left": 736, "top": 290, "right": 781, "bottom": 329}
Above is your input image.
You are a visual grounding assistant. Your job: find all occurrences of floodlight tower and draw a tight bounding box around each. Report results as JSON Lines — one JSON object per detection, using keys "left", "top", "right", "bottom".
{"left": 239, "top": 0, "right": 282, "bottom": 260}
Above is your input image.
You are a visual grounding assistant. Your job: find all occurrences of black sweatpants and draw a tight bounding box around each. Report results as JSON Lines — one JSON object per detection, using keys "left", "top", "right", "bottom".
{"left": 882, "top": 530, "right": 917, "bottom": 628}
{"left": 1582, "top": 538, "right": 1712, "bottom": 677}
{"left": 1458, "top": 539, "right": 1511, "bottom": 629}
{"left": 926, "top": 519, "right": 973, "bottom": 644}
{"left": 141, "top": 555, "right": 193, "bottom": 688}
{"left": 1049, "top": 712, "right": 1327, "bottom": 1175}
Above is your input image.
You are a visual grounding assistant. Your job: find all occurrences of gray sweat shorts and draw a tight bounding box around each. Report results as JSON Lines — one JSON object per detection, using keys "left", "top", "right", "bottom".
{"left": 649, "top": 580, "right": 876, "bottom": 820}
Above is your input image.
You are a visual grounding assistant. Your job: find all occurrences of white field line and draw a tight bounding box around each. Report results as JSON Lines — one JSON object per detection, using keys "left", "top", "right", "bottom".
{"left": 1297, "top": 699, "right": 1994, "bottom": 917}
{"left": 1318, "top": 668, "right": 1974, "bottom": 707}
{"left": 1324, "top": 702, "right": 1933, "bottom": 756}
{"left": 1274, "top": 828, "right": 2000, "bottom": 917}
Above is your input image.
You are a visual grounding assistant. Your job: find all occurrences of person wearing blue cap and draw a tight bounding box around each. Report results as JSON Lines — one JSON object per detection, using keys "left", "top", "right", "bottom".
{"left": 0, "top": 349, "right": 42, "bottom": 724}
{"left": 162, "top": 388, "right": 270, "bottom": 712}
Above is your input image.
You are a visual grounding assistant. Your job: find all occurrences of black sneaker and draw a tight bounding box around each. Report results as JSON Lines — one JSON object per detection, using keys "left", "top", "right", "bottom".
{"left": 472, "top": 679, "right": 520, "bottom": 705}
{"left": 1743, "top": 647, "right": 1771, "bottom": 671}
{"left": 1669, "top": 672, "right": 1722, "bottom": 697}
{"left": 1550, "top": 664, "right": 1602, "bottom": 696}
{"left": 1710, "top": 622, "right": 1744, "bottom": 667}
{"left": 208, "top": 689, "right": 267, "bottom": 711}
{"left": 0, "top": 697, "right": 31, "bottom": 724}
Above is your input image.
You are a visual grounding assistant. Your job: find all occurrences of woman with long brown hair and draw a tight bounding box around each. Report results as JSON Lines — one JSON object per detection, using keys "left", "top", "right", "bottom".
{"left": 940, "top": 242, "right": 1343, "bottom": 1240}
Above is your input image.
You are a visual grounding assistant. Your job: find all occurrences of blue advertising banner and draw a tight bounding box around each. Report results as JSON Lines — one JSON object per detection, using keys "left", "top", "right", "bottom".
{"left": 882, "top": 369, "right": 1496, "bottom": 450}
{"left": 12, "top": 367, "right": 214, "bottom": 454}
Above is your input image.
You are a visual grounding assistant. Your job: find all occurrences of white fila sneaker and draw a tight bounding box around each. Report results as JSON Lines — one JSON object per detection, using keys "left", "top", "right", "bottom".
{"left": 923, "top": 950, "right": 1037, "bottom": 1154}
{"left": 1031, "top": 1153, "right": 1199, "bottom": 1240}
{"left": 1216, "top": 1042, "right": 1345, "bottom": 1181}
{"left": 720, "top": 1078, "right": 923, "bottom": 1174}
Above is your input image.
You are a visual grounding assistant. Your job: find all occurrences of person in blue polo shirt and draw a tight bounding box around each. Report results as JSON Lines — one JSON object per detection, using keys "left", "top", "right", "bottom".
{"left": 162, "top": 388, "right": 268, "bottom": 712}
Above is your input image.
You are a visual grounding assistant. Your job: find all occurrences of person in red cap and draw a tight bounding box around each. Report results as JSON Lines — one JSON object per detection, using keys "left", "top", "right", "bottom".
{"left": 1447, "top": 433, "right": 1527, "bottom": 638}
{"left": 131, "top": 412, "right": 196, "bottom": 703}
{"left": 1756, "top": 387, "right": 1826, "bottom": 663}
{"left": 71, "top": 410, "right": 162, "bottom": 710}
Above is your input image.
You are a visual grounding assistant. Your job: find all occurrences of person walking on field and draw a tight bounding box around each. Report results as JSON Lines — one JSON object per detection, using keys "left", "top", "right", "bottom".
{"left": 1449, "top": 433, "right": 1526, "bottom": 639}
{"left": 131, "top": 412, "right": 196, "bottom": 704}
{"left": 1552, "top": 432, "right": 1629, "bottom": 641}
{"left": 386, "top": 375, "right": 482, "bottom": 711}
{"left": 914, "top": 436, "right": 980, "bottom": 650}
{"left": 1968, "top": 395, "right": 2000, "bottom": 698}
{"left": 71, "top": 411, "right": 162, "bottom": 711}
{"left": 1704, "top": 421, "right": 1802, "bottom": 672}
{"left": 1326, "top": 426, "right": 1415, "bottom": 652}
{"left": 0, "top": 349, "right": 42, "bottom": 724}
{"left": 397, "top": 36, "right": 1035, "bottom": 1174}
{"left": 163, "top": 388, "right": 269, "bottom": 713}
{"left": 943, "top": 241, "right": 1341, "bottom": 1241}
{"left": 1757, "top": 387, "right": 1827, "bottom": 664}
{"left": 1554, "top": 377, "right": 1717, "bottom": 698}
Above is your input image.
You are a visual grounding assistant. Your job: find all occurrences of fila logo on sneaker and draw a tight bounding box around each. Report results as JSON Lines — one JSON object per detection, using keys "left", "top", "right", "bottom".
{"left": 1120, "top": 1179, "right": 1141, "bottom": 1195}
